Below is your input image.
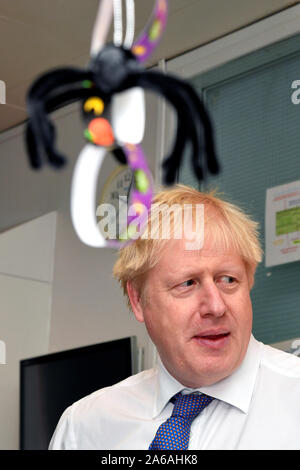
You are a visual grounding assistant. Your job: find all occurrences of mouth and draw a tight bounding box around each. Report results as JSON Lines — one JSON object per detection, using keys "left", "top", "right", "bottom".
{"left": 192, "top": 331, "right": 230, "bottom": 349}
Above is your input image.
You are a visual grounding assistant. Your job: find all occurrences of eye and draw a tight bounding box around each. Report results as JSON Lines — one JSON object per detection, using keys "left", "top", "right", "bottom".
{"left": 218, "top": 275, "right": 237, "bottom": 285}
{"left": 83, "top": 96, "right": 105, "bottom": 116}
{"left": 180, "top": 279, "right": 195, "bottom": 288}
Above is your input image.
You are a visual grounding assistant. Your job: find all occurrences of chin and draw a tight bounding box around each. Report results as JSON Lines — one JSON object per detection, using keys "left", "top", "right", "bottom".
{"left": 188, "top": 359, "right": 236, "bottom": 387}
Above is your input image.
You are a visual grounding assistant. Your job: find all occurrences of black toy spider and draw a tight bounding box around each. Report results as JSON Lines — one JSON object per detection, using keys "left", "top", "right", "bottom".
{"left": 25, "top": 43, "right": 220, "bottom": 186}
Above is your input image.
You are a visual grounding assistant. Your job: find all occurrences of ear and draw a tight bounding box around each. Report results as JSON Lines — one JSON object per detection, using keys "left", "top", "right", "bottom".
{"left": 126, "top": 281, "right": 145, "bottom": 323}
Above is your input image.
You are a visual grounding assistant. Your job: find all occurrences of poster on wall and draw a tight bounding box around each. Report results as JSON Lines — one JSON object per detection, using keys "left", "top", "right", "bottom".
{"left": 265, "top": 180, "right": 300, "bottom": 267}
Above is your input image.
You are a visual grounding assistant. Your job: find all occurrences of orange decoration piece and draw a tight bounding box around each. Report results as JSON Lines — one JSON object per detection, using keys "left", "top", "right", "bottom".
{"left": 132, "top": 45, "right": 146, "bottom": 56}
{"left": 132, "top": 202, "right": 145, "bottom": 215}
{"left": 88, "top": 118, "right": 115, "bottom": 147}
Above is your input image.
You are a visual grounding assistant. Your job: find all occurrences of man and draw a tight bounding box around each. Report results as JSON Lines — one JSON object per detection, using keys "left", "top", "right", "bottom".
{"left": 49, "top": 184, "right": 300, "bottom": 450}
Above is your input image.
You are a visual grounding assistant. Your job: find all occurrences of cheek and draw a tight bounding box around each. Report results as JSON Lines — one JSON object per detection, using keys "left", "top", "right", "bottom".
{"left": 243, "top": 291, "right": 253, "bottom": 315}
{"left": 235, "top": 291, "right": 253, "bottom": 329}
{"left": 142, "top": 297, "right": 183, "bottom": 340}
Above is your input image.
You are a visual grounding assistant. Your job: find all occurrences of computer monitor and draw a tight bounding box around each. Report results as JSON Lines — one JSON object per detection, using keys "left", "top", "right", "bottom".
{"left": 20, "top": 336, "right": 137, "bottom": 449}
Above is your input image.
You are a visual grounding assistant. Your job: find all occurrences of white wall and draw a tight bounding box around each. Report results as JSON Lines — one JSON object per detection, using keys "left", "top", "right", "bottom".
{"left": 0, "top": 213, "right": 56, "bottom": 450}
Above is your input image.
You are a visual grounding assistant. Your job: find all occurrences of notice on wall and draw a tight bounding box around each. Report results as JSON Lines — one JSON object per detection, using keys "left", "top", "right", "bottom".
{"left": 265, "top": 180, "right": 300, "bottom": 267}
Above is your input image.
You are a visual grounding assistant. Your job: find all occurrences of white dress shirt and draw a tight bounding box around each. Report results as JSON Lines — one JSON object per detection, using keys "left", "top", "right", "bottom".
{"left": 49, "top": 335, "right": 300, "bottom": 450}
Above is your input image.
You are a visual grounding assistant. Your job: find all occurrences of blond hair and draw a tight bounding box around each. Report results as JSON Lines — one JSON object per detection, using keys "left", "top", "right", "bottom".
{"left": 113, "top": 184, "right": 263, "bottom": 307}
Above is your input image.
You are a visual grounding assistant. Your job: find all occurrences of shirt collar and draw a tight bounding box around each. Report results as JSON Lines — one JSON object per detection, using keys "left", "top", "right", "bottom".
{"left": 153, "top": 334, "right": 262, "bottom": 417}
{"left": 153, "top": 358, "right": 185, "bottom": 419}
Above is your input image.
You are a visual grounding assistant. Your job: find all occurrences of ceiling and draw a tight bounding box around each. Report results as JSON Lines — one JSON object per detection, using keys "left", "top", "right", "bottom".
{"left": 0, "top": 0, "right": 298, "bottom": 133}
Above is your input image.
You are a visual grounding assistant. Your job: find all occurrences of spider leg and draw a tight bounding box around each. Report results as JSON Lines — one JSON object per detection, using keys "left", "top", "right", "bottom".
{"left": 27, "top": 86, "right": 89, "bottom": 168}
{"left": 44, "top": 87, "right": 93, "bottom": 113}
{"left": 161, "top": 99, "right": 191, "bottom": 184}
{"left": 28, "top": 68, "right": 90, "bottom": 101}
{"left": 26, "top": 122, "right": 41, "bottom": 169}
{"left": 26, "top": 68, "right": 92, "bottom": 168}
{"left": 173, "top": 76, "right": 220, "bottom": 176}
{"left": 126, "top": 71, "right": 219, "bottom": 185}
{"left": 111, "top": 146, "right": 127, "bottom": 165}
{"left": 148, "top": 71, "right": 219, "bottom": 180}
{"left": 26, "top": 106, "right": 66, "bottom": 169}
{"left": 129, "top": 72, "right": 203, "bottom": 185}
{"left": 146, "top": 74, "right": 196, "bottom": 183}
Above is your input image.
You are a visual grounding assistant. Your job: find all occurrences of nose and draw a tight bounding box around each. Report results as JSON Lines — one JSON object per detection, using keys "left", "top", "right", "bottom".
{"left": 197, "top": 278, "right": 227, "bottom": 318}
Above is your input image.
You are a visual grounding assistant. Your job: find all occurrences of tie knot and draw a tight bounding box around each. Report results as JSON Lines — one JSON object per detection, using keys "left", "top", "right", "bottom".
{"left": 171, "top": 392, "right": 214, "bottom": 422}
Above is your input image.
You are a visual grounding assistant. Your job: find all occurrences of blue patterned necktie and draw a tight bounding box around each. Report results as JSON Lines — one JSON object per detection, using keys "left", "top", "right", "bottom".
{"left": 149, "top": 392, "right": 214, "bottom": 450}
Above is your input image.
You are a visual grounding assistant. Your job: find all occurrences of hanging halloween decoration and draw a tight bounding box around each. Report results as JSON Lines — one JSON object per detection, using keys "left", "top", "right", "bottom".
{"left": 25, "top": 0, "right": 219, "bottom": 247}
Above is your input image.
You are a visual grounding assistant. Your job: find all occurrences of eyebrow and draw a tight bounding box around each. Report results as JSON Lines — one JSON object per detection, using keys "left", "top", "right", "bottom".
{"left": 166, "top": 266, "right": 245, "bottom": 282}
{"left": 215, "top": 266, "right": 245, "bottom": 276}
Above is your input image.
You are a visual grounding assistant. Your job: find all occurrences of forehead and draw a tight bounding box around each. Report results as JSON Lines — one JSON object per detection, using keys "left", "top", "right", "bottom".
{"left": 151, "top": 237, "right": 246, "bottom": 278}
